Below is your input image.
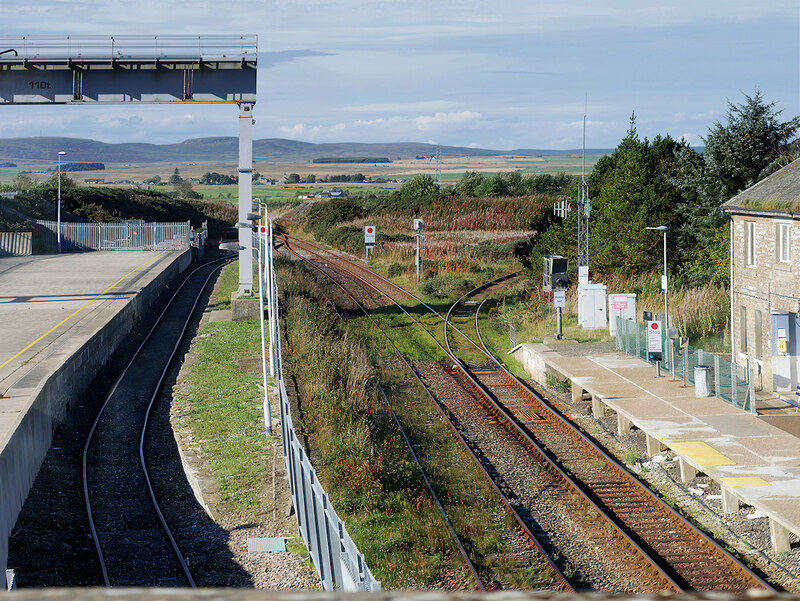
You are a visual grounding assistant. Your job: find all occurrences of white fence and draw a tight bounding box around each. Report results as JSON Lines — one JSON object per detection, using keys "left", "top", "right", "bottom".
{"left": 263, "top": 231, "right": 380, "bottom": 592}
{"left": 0, "top": 231, "right": 32, "bottom": 256}
{"left": 36, "top": 220, "right": 191, "bottom": 252}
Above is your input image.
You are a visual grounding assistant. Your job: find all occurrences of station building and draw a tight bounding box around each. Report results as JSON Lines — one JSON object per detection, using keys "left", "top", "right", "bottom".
{"left": 722, "top": 158, "right": 800, "bottom": 396}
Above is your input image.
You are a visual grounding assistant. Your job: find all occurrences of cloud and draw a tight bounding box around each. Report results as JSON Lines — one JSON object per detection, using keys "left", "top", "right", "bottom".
{"left": 258, "top": 49, "right": 334, "bottom": 69}
{"left": 342, "top": 101, "right": 460, "bottom": 113}
{"left": 678, "top": 132, "right": 703, "bottom": 146}
{"left": 278, "top": 110, "right": 485, "bottom": 142}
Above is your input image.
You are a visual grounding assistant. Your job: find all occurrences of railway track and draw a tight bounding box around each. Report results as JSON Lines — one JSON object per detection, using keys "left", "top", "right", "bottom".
{"left": 280, "top": 234, "right": 775, "bottom": 592}
{"left": 280, "top": 236, "right": 573, "bottom": 591}
{"left": 82, "top": 258, "right": 227, "bottom": 587}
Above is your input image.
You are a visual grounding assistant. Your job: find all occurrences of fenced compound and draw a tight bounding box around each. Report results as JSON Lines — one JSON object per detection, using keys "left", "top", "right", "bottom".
{"left": 36, "top": 220, "right": 191, "bottom": 252}
{"left": 615, "top": 317, "right": 754, "bottom": 413}
{"left": 266, "top": 239, "right": 380, "bottom": 592}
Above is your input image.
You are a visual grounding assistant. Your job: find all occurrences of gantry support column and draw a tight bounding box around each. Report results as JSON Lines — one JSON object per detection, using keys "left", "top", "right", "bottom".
{"left": 238, "top": 102, "right": 255, "bottom": 295}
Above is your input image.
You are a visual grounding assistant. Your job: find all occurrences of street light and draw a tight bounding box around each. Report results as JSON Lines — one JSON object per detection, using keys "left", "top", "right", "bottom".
{"left": 57, "top": 151, "right": 66, "bottom": 253}
{"left": 222, "top": 220, "right": 272, "bottom": 438}
{"left": 646, "top": 225, "right": 669, "bottom": 328}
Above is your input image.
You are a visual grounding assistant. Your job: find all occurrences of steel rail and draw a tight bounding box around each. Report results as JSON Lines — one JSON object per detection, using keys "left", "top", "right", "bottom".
{"left": 82, "top": 257, "right": 228, "bottom": 587}
{"left": 281, "top": 238, "right": 486, "bottom": 590}
{"left": 282, "top": 236, "right": 575, "bottom": 591}
{"left": 283, "top": 235, "right": 774, "bottom": 592}
{"left": 283, "top": 237, "right": 681, "bottom": 589}
{"left": 453, "top": 279, "right": 776, "bottom": 592}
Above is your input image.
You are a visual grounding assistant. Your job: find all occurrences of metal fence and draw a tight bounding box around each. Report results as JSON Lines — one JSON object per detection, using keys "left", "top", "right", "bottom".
{"left": 0, "top": 231, "right": 32, "bottom": 256}
{"left": 615, "top": 317, "right": 754, "bottom": 413}
{"left": 0, "top": 35, "right": 257, "bottom": 63}
{"left": 36, "top": 220, "right": 191, "bottom": 252}
{"left": 268, "top": 244, "right": 380, "bottom": 592}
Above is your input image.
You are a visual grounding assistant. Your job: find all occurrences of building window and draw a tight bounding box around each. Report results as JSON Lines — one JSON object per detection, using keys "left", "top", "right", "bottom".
{"left": 754, "top": 309, "right": 762, "bottom": 360}
{"left": 778, "top": 222, "right": 791, "bottom": 263}
{"left": 746, "top": 221, "right": 756, "bottom": 266}
{"left": 740, "top": 306, "right": 748, "bottom": 353}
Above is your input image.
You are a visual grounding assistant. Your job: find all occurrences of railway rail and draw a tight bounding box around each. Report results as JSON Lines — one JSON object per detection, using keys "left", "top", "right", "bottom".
{"left": 279, "top": 236, "right": 573, "bottom": 591}
{"left": 280, "top": 234, "right": 775, "bottom": 593}
{"left": 81, "top": 258, "right": 227, "bottom": 587}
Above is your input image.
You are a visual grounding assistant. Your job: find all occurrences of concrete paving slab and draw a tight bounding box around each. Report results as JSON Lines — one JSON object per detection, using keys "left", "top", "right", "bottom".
{"left": 698, "top": 414, "right": 774, "bottom": 437}
{"left": 513, "top": 341, "right": 800, "bottom": 551}
{"left": 0, "top": 251, "right": 185, "bottom": 442}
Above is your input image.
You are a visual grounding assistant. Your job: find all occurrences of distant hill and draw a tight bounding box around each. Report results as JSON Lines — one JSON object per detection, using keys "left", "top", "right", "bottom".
{"left": 0, "top": 136, "right": 613, "bottom": 165}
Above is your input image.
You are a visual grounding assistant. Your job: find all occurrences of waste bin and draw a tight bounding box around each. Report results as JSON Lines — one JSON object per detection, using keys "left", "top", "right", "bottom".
{"left": 694, "top": 365, "right": 713, "bottom": 397}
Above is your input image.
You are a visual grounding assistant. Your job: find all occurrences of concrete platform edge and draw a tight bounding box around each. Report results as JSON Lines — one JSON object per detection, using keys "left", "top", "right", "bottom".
{"left": 0, "top": 250, "right": 192, "bottom": 589}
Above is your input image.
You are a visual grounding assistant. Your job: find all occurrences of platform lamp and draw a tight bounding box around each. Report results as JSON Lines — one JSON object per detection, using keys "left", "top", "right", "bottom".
{"left": 57, "top": 151, "right": 66, "bottom": 253}
{"left": 223, "top": 212, "right": 272, "bottom": 437}
{"left": 645, "top": 225, "right": 669, "bottom": 329}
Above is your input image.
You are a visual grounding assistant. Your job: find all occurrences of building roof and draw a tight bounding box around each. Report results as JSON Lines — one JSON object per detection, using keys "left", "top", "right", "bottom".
{"left": 722, "top": 158, "right": 800, "bottom": 216}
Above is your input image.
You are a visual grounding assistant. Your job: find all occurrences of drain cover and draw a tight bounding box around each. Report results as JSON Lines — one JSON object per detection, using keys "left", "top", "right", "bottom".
{"left": 247, "top": 537, "right": 286, "bottom": 553}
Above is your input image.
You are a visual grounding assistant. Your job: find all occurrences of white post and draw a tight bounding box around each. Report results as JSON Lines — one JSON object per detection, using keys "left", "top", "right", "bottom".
{"left": 237, "top": 103, "right": 254, "bottom": 295}
{"left": 257, "top": 247, "right": 271, "bottom": 437}
{"left": 57, "top": 151, "right": 65, "bottom": 252}
{"left": 268, "top": 221, "right": 277, "bottom": 376}
{"left": 663, "top": 228, "right": 668, "bottom": 329}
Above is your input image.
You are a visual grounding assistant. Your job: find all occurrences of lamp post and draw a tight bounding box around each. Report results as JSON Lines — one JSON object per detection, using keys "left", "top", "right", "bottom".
{"left": 222, "top": 217, "right": 272, "bottom": 437}
{"left": 645, "top": 225, "right": 669, "bottom": 327}
{"left": 57, "top": 151, "right": 66, "bottom": 253}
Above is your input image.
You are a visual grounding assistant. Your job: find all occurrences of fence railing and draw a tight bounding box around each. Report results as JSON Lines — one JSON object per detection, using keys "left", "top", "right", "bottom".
{"left": 615, "top": 317, "right": 754, "bottom": 413}
{"left": 0, "top": 231, "right": 32, "bottom": 256}
{"left": 36, "top": 220, "right": 191, "bottom": 252}
{"left": 0, "top": 35, "right": 257, "bottom": 63}
{"left": 266, "top": 233, "right": 380, "bottom": 592}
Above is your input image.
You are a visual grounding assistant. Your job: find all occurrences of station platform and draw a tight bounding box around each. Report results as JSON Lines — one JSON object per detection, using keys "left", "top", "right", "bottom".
{"left": 512, "top": 341, "right": 800, "bottom": 554}
{"left": 0, "top": 250, "right": 192, "bottom": 590}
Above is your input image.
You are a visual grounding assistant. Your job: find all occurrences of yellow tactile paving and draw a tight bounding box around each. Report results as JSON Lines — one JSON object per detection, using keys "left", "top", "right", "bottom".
{"left": 721, "top": 477, "right": 771, "bottom": 487}
{"left": 669, "top": 441, "right": 736, "bottom": 465}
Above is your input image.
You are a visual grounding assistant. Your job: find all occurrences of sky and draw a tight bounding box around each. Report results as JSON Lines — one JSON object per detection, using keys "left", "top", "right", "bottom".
{"left": 0, "top": 1, "right": 798, "bottom": 151}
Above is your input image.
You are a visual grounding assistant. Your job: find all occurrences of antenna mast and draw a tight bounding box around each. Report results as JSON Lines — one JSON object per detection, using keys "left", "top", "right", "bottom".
{"left": 577, "top": 96, "right": 590, "bottom": 278}
{"left": 435, "top": 145, "right": 442, "bottom": 188}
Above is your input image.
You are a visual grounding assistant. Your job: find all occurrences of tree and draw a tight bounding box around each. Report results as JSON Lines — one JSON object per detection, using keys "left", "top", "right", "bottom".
{"left": 11, "top": 173, "right": 34, "bottom": 190}
{"left": 474, "top": 173, "right": 508, "bottom": 198}
{"left": 586, "top": 114, "right": 683, "bottom": 274}
{"left": 175, "top": 179, "right": 195, "bottom": 199}
{"left": 702, "top": 90, "right": 799, "bottom": 198}
{"left": 168, "top": 168, "right": 182, "bottom": 185}
{"left": 305, "top": 174, "right": 316, "bottom": 183}
{"left": 455, "top": 171, "right": 484, "bottom": 197}
{"left": 675, "top": 91, "right": 799, "bottom": 282}
{"left": 287, "top": 173, "right": 300, "bottom": 184}
{"left": 400, "top": 174, "right": 438, "bottom": 208}
{"left": 146, "top": 175, "right": 162, "bottom": 185}
{"left": 252, "top": 171, "right": 262, "bottom": 182}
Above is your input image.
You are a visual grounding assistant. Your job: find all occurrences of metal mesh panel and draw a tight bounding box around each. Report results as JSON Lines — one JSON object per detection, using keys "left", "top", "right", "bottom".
{"left": 615, "top": 317, "right": 752, "bottom": 412}
{"left": 35, "top": 220, "right": 190, "bottom": 251}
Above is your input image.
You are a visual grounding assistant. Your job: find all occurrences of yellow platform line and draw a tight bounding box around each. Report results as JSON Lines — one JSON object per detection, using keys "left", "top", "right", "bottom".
{"left": 669, "top": 441, "right": 736, "bottom": 466}
{"left": 721, "top": 476, "right": 771, "bottom": 487}
{"left": 0, "top": 252, "right": 167, "bottom": 371}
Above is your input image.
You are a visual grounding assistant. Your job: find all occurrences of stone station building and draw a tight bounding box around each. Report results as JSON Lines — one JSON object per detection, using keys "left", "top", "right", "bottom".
{"left": 722, "top": 158, "right": 800, "bottom": 398}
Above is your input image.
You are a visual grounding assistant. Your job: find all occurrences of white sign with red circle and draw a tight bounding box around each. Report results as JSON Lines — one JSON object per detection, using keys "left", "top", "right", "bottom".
{"left": 364, "top": 225, "right": 376, "bottom": 245}
{"left": 647, "top": 320, "right": 662, "bottom": 353}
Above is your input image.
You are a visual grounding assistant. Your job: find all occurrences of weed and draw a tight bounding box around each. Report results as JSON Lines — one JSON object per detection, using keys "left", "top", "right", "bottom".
{"left": 546, "top": 373, "right": 572, "bottom": 393}
{"left": 624, "top": 450, "right": 639, "bottom": 465}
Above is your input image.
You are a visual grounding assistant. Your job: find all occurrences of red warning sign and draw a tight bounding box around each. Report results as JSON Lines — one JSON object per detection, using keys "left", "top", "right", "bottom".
{"left": 364, "top": 226, "right": 376, "bottom": 244}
